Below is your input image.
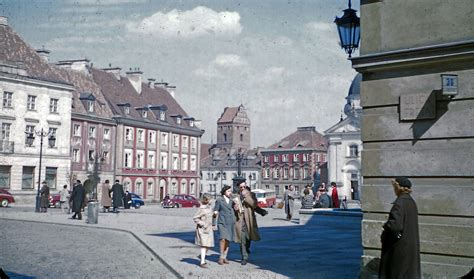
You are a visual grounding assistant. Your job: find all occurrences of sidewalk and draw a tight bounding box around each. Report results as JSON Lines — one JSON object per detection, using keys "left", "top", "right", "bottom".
{"left": 0, "top": 204, "right": 362, "bottom": 279}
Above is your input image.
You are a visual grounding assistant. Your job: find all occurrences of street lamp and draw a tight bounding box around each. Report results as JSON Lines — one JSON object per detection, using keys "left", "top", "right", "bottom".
{"left": 86, "top": 150, "right": 106, "bottom": 224}
{"left": 25, "top": 128, "right": 56, "bottom": 213}
{"left": 334, "top": 0, "right": 361, "bottom": 58}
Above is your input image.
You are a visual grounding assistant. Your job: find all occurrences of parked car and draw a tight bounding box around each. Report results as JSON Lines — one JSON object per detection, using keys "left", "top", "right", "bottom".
{"left": 49, "top": 193, "right": 61, "bottom": 208}
{"left": 0, "top": 189, "right": 15, "bottom": 207}
{"left": 162, "top": 194, "right": 200, "bottom": 208}
{"left": 129, "top": 193, "right": 144, "bottom": 209}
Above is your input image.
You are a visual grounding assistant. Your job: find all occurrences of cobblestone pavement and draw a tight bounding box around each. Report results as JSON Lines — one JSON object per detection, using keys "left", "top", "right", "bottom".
{"left": 0, "top": 219, "right": 176, "bottom": 279}
{"left": 1, "top": 203, "right": 362, "bottom": 279}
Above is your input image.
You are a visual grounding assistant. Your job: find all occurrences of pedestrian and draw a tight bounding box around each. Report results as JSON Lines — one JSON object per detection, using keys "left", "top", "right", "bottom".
{"left": 193, "top": 195, "right": 215, "bottom": 268}
{"left": 283, "top": 185, "right": 296, "bottom": 221}
{"left": 301, "top": 188, "right": 314, "bottom": 209}
{"left": 213, "top": 185, "right": 236, "bottom": 265}
{"left": 123, "top": 190, "right": 132, "bottom": 209}
{"left": 314, "top": 185, "right": 331, "bottom": 208}
{"left": 101, "top": 180, "right": 112, "bottom": 213}
{"left": 39, "top": 181, "right": 50, "bottom": 213}
{"left": 70, "top": 180, "right": 85, "bottom": 220}
{"left": 234, "top": 179, "right": 261, "bottom": 265}
{"left": 330, "top": 182, "right": 340, "bottom": 208}
{"left": 59, "top": 184, "right": 70, "bottom": 214}
{"left": 110, "top": 180, "right": 124, "bottom": 213}
{"left": 305, "top": 184, "right": 314, "bottom": 198}
{"left": 379, "top": 177, "right": 420, "bottom": 279}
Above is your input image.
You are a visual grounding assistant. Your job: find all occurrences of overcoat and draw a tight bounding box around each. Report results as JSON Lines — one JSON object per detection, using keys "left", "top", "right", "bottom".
{"left": 283, "top": 189, "right": 296, "bottom": 216}
{"left": 193, "top": 204, "right": 215, "bottom": 247}
{"left": 40, "top": 185, "right": 50, "bottom": 208}
{"left": 379, "top": 193, "right": 420, "bottom": 279}
{"left": 110, "top": 183, "right": 124, "bottom": 208}
{"left": 213, "top": 196, "right": 236, "bottom": 241}
{"left": 234, "top": 191, "right": 261, "bottom": 242}
{"left": 100, "top": 183, "right": 112, "bottom": 207}
{"left": 70, "top": 184, "right": 85, "bottom": 213}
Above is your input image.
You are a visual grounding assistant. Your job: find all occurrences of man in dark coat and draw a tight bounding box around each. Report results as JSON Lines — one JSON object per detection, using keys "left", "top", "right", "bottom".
{"left": 70, "top": 180, "right": 85, "bottom": 220}
{"left": 39, "top": 181, "right": 50, "bottom": 213}
{"left": 379, "top": 177, "right": 421, "bottom": 279}
{"left": 110, "top": 180, "right": 124, "bottom": 213}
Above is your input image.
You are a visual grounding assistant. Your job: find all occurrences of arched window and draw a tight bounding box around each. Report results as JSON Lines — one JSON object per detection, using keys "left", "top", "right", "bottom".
{"left": 135, "top": 179, "right": 143, "bottom": 196}
{"left": 180, "top": 180, "right": 187, "bottom": 194}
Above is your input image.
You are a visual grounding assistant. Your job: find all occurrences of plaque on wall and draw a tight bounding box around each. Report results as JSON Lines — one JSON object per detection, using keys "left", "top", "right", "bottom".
{"left": 400, "top": 92, "right": 436, "bottom": 121}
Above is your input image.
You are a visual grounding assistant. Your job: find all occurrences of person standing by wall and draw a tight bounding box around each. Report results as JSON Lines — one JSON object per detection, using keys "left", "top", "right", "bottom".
{"left": 193, "top": 195, "right": 215, "bottom": 268}
{"left": 331, "top": 182, "right": 340, "bottom": 209}
{"left": 283, "top": 185, "right": 296, "bottom": 221}
{"left": 110, "top": 180, "right": 124, "bottom": 213}
{"left": 379, "top": 177, "right": 420, "bottom": 278}
{"left": 59, "top": 184, "right": 70, "bottom": 214}
{"left": 101, "top": 180, "right": 112, "bottom": 213}
{"left": 39, "top": 181, "right": 50, "bottom": 213}
{"left": 213, "top": 185, "right": 235, "bottom": 265}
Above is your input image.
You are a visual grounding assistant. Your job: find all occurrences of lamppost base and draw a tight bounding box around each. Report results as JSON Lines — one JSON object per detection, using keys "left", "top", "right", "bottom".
{"left": 87, "top": 201, "right": 99, "bottom": 224}
{"left": 35, "top": 195, "right": 41, "bottom": 213}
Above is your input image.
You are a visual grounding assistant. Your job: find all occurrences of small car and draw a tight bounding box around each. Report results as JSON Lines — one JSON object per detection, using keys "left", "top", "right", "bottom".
{"left": 49, "top": 193, "right": 61, "bottom": 208}
{"left": 162, "top": 194, "right": 199, "bottom": 208}
{"left": 128, "top": 192, "right": 145, "bottom": 209}
{"left": 0, "top": 189, "right": 15, "bottom": 207}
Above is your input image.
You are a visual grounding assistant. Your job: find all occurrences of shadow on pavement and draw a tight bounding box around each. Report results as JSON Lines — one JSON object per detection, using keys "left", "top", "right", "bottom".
{"left": 148, "top": 213, "right": 362, "bottom": 279}
{"left": 3, "top": 270, "right": 36, "bottom": 279}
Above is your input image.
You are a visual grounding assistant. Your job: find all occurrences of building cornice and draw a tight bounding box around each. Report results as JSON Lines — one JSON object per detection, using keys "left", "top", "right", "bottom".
{"left": 72, "top": 112, "right": 117, "bottom": 125}
{"left": 114, "top": 116, "right": 204, "bottom": 137}
{"left": 260, "top": 148, "right": 326, "bottom": 153}
{"left": 0, "top": 73, "right": 74, "bottom": 92}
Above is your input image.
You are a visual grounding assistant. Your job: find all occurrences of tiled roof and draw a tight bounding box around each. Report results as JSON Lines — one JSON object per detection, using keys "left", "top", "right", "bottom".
{"left": 0, "top": 24, "right": 68, "bottom": 85}
{"left": 200, "top": 143, "right": 213, "bottom": 160}
{"left": 217, "top": 107, "right": 239, "bottom": 123}
{"left": 267, "top": 127, "right": 328, "bottom": 151}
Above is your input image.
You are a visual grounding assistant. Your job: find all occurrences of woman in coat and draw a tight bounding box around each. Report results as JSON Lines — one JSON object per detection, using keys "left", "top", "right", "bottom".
{"left": 100, "top": 180, "right": 112, "bottom": 212}
{"left": 70, "top": 180, "right": 85, "bottom": 220}
{"left": 379, "top": 177, "right": 420, "bottom": 279}
{"left": 39, "top": 181, "right": 50, "bottom": 213}
{"left": 193, "top": 195, "right": 215, "bottom": 268}
{"left": 213, "top": 185, "right": 236, "bottom": 265}
{"left": 283, "top": 185, "right": 296, "bottom": 221}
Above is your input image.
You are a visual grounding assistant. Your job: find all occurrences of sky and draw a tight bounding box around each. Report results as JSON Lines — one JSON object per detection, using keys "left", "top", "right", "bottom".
{"left": 0, "top": 0, "right": 359, "bottom": 148}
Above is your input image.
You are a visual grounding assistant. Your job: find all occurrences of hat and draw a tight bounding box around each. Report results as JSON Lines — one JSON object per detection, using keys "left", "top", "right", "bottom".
{"left": 395, "top": 177, "right": 412, "bottom": 188}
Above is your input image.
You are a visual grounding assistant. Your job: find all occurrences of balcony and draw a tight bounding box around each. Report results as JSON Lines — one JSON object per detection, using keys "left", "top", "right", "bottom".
{"left": 0, "top": 141, "right": 14, "bottom": 153}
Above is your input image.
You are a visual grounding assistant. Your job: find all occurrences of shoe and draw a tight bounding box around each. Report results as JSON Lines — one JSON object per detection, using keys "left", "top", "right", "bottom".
{"left": 218, "top": 258, "right": 225, "bottom": 265}
{"left": 223, "top": 259, "right": 229, "bottom": 264}
{"left": 241, "top": 259, "right": 247, "bottom": 265}
{"left": 200, "top": 263, "right": 208, "bottom": 268}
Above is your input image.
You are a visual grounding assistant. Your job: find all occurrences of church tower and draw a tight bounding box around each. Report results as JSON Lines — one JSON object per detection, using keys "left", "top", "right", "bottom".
{"left": 216, "top": 104, "right": 251, "bottom": 152}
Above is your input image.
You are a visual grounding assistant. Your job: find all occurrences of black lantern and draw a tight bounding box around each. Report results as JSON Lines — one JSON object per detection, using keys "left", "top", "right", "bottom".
{"left": 48, "top": 135, "right": 56, "bottom": 148}
{"left": 26, "top": 133, "right": 35, "bottom": 147}
{"left": 334, "top": 0, "right": 360, "bottom": 58}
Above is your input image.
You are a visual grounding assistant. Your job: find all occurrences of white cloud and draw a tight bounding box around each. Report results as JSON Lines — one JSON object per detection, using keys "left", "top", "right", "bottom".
{"left": 305, "top": 22, "right": 334, "bottom": 33}
{"left": 127, "top": 6, "right": 242, "bottom": 38}
{"left": 213, "top": 54, "right": 246, "bottom": 67}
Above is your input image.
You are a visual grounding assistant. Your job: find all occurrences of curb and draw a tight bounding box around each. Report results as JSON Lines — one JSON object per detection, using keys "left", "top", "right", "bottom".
{"left": 0, "top": 217, "right": 184, "bottom": 279}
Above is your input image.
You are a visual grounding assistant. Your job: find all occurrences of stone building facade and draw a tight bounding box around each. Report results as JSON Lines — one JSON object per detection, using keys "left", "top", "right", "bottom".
{"left": 351, "top": 1, "right": 473, "bottom": 277}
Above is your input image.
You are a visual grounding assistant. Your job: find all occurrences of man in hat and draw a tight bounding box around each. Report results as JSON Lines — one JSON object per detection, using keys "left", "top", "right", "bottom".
{"left": 70, "top": 180, "right": 85, "bottom": 220}
{"left": 379, "top": 177, "right": 420, "bottom": 278}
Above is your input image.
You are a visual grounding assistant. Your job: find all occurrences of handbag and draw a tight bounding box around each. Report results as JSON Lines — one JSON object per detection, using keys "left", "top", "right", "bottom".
{"left": 277, "top": 201, "right": 284, "bottom": 209}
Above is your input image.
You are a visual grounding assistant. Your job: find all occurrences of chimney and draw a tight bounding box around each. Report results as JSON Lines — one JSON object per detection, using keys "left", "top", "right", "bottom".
{"left": 297, "top": 126, "right": 316, "bottom": 132}
{"left": 56, "top": 59, "right": 90, "bottom": 73}
{"left": 0, "top": 16, "right": 7, "bottom": 26}
{"left": 126, "top": 68, "right": 143, "bottom": 94}
{"left": 166, "top": 85, "right": 176, "bottom": 99}
{"left": 102, "top": 65, "right": 121, "bottom": 80}
{"left": 36, "top": 47, "right": 50, "bottom": 63}
{"left": 147, "top": 78, "right": 156, "bottom": 89}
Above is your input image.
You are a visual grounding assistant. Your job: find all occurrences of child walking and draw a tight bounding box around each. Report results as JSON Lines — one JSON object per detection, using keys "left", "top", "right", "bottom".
{"left": 193, "top": 195, "right": 215, "bottom": 268}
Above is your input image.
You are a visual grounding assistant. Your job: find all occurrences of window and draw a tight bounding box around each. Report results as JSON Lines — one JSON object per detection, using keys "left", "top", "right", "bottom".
{"left": 25, "top": 125, "right": 35, "bottom": 144}
{"left": 349, "top": 145, "right": 359, "bottom": 157}
{"left": 263, "top": 156, "right": 269, "bottom": 163}
{"left": 103, "top": 128, "right": 110, "bottom": 140}
{"left": 223, "top": 133, "right": 227, "bottom": 142}
{"left": 136, "top": 150, "right": 145, "bottom": 168}
{"left": 124, "top": 149, "right": 133, "bottom": 168}
{"left": 124, "top": 107, "right": 130, "bottom": 115}
{"left": 88, "top": 126, "right": 96, "bottom": 138}
{"left": 0, "top": 166, "right": 11, "bottom": 188}
{"left": 149, "top": 131, "right": 156, "bottom": 144}
{"left": 50, "top": 98, "right": 59, "bottom": 113}
{"left": 88, "top": 150, "right": 95, "bottom": 161}
{"left": 161, "top": 132, "right": 168, "bottom": 146}
{"left": 72, "top": 149, "right": 80, "bottom": 162}
{"left": 303, "top": 167, "right": 310, "bottom": 179}
{"left": 48, "top": 128, "right": 57, "bottom": 147}
{"left": 274, "top": 155, "right": 279, "bottom": 163}
{"left": 125, "top": 127, "right": 134, "bottom": 141}
{"left": 293, "top": 154, "right": 299, "bottom": 162}
{"left": 190, "top": 137, "right": 197, "bottom": 152}
{"left": 173, "top": 135, "right": 179, "bottom": 148}
{"left": 159, "top": 111, "right": 165, "bottom": 121}
{"left": 27, "top": 95, "right": 36, "bottom": 110}
{"left": 136, "top": 181, "right": 143, "bottom": 196}
{"left": 147, "top": 181, "right": 154, "bottom": 197}
{"left": 190, "top": 155, "right": 197, "bottom": 171}
{"left": 1, "top": 123, "right": 11, "bottom": 140}
{"left": 189, "top": 120, "right": 194, "bottom": 127}
{"left": 102, "top": 151, "right": 109, "bottom": 163}
{"left": 303, "top": 153, "right": 310, "bottom": 162}
{"left": 87, "top": 100, "right": 94, "bottom": 112}
{"left": 181, "top": 155, "right": 188, "bottom": 171}
{"left": 282, "top": 154, "right": 288, "bottom": 162}
{"left": 176, "top": 117, "right": 181, "bottom": 125}
{"left": 22, "top": 166, "right": 35, "bottom": 189}
{"left": 240, "top": 134, "right": 243, "bottom": 141}
{"left": 171, "top": 182, "right": 177, "bottom": 194}
{"left": 148, "top": 151, "right": 155, "bottom": 169}
{"left": 3, "top": 92, "right": 13, "bottom": 108}
{"left": 273, "top": 167, "right": 280, "bottom": 179}
{"left": 190, "top": 182, "right": 195, "bottom": 195}
{"left": 137, "top": 129, "right": 145, "bottom": 142}
{"left": 293, "top": 167, "right": 300, "bottom": 179}
{"left": 283, "top": 167, "right": 289, "bottom": 179}
{"left": 73, "top": 124, "right": 81, "bottom": 137}
{"left": 45, "top": 167, "right": 57, "bottom": 189}
{"left": 182, "top": 136, "right": 188, "bottom": 149}
{"left": 264, "top": 168, "right": 270, "bottom": 179}
{"left": 160, "top": 152, "right": 168, "bottom": 169}
{"left": 172, "top": 154, "right": 179, "bottom": 170}
{"left": 142, "top": 110, "right": 148, "bottom": 118}
{"left": 180, "top": 181, "right": 187, "bottom": 194}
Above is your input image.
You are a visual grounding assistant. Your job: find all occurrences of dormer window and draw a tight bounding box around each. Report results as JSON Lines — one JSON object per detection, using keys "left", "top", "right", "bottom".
{"left": 87, "top": 101, "right": 94, "bottom": 112}
{"left": 176, "top": 117, "right": 181, "bottom": 125}
{"left": 189, "top": 120, "right": 194, "bottom": 127}
{"left": 124, "top": 107, "right": 130, "bottom": 115}
{"left": 159, "top": 111, "right": 165, "bottom": 121}
{"left": 142, "top": 110, "right": 148, "bottom": 118}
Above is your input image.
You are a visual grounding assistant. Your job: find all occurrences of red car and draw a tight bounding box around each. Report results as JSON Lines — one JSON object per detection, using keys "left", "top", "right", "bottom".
{"left": 162, "top": 194, "right": 200, "bottom": 208}
{"left": 0, "top": 189, "right": 15, "bottom": 207}
{"left": 49, "top": 193, "right": 61, "bottom": 208}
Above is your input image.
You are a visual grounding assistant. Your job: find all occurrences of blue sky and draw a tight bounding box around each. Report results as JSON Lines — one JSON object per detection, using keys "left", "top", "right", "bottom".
{"left": 1, "top": 0, "right": 359, "bottom": 147}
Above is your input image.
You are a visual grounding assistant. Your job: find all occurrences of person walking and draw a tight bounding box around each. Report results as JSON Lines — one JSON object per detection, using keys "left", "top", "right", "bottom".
{"left": 59, "top": 184, "right": 70, "bottom": 214}
{"left": 379, "top": 177, "right": 420, "bottom": 279}
{"left": 70, "top": 180, "right": 85, "bottom": 220}
{"left": 100, "top": 180, "right": 112, "bottom": 213}
{"left": 193, "top": 195, "right": 215, "bottom": 268}
{"left": 213, "top": 185, "right": 236, "bottom": 265}
{"left": 110, "top": 180, "right": 124, "bottom": 213}
{"left": 39, "top": 181, "right": 50, "bottom": 213}
{"left": 234, "top": 179, "right": 261, "bottom": 265}
{"left": 283, "top": 185, "right": 296, "bottom": 221}
{"left": 330, "top": 182, "right": 340, "bottom": 208}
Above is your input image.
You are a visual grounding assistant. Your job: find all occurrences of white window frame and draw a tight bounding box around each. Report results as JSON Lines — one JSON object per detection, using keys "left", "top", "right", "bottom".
{"left": 3, "top": 91, "right": 13, "bottom": 108}
{"left": 161, "top": 132, "right": 168, "bottom": 146}
{"left": 181, "top": 154, "right": 188, "bottom": 171}
{"left": 124, "top": 149, "right": 133, "bottom": 168}
{"left": 160, "top": 152, "right": 168, "bottom": 169}
{"left": 103, "top": 128, "right": 110, "bottom": 140}
{"left": 72, "top": 149, "right": 80, "bottom": 162}
{"left": 149, "top": 131, "right": 156, "bottom": 144}
{"left": 148, "top": 151, "right": 155, "bottom": 169}
{"left": 190, "top": 155, "right": 197, "bottom": 171}
{"left": 137, "top": 129, "right": 145, "bottom": 142}
{"left": 88, "top": 126, "right": 96, "bottom": 138}
{"left": 172, "top": 153, "right": 179, "bottom": 170}
{"left": 125, "top": 127, "right": 134, "bottom": 141}
{"left": 182, "top": 136, "right": 188, "bottom": 149}
{"left": 73, "top": 124, "right": 81, "bottom": 137}
{"left": 136, "top": 150, "right": 145, "bottom": 168}
{"left": 27, "top": 95, "right": 36, "bottom": 110}
{"left": 173, "top": 134, "right": 179, "bottom": 148}
{"left": 87, "top": 100, "right": 94, "bottom": 112}
{"left": 49, "top": 98, "right": 59, "bottom": 113}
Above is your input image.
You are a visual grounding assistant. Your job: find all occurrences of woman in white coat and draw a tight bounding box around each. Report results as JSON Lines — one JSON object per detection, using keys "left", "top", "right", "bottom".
{"left": 193, "top": 195, "right": 215, "bottom": 268}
